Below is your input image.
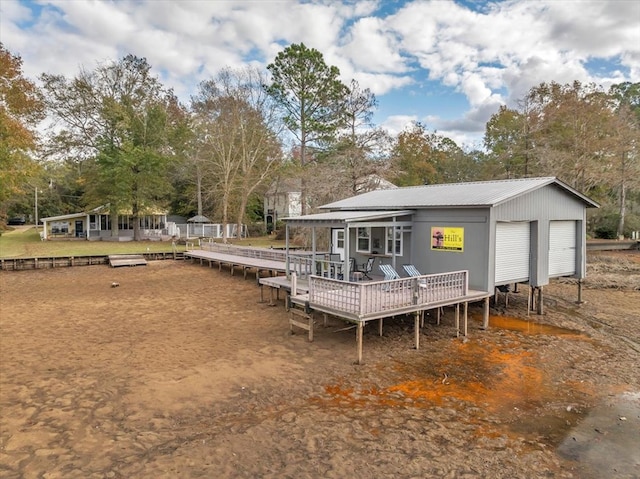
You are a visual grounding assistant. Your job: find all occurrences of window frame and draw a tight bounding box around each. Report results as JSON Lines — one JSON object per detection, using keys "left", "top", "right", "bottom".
{"left": 385, "top": 227, "right": 403, "bottom": 256}
{"left": 356, "top": 227, "right": 371, "bottom": 253}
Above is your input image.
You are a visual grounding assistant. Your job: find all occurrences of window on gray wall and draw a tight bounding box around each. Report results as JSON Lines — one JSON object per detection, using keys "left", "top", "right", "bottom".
{"left": 386, "top": 227, "right": 403, "bottom": 256}
{"left": 356, "top": 227, "right": 371, "bottom": 253}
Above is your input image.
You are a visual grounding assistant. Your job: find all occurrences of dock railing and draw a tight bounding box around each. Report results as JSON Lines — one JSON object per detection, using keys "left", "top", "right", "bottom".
{"left": 199, "top": 241, "right": 288, "bottom": 262}
{"left": 288, "top": 253, "right": 345, "bottom": 280}
{"left": 308, "top": 270, "right": 469, "bottom": 320}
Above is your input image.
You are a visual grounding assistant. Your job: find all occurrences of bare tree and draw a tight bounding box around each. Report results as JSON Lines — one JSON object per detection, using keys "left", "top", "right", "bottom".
{"left": 192, "top": 67, "right": 282, "bottom": 241}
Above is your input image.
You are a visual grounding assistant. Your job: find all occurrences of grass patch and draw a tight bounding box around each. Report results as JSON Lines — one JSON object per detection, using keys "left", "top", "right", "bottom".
{"left": 226, "top": 237, "right": 287, "bottom": 248}
{"left": 0, "top": 227, "right": 287, "bottom": 258}
{"left": 0, "top": 227, "right": 182, "bottom": 258}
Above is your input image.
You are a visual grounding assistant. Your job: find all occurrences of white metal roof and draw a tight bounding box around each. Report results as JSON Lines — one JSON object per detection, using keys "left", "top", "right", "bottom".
{"left": 284, "top": 210, "right": 414, "bottom": 224}
{"left": 320, "top": 177, "right": 599, "bottom": 210}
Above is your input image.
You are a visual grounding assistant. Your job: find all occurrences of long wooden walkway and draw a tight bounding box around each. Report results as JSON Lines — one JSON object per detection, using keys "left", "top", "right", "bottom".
{"left": 184, "top": 249, "right": 287, "bottom": 279}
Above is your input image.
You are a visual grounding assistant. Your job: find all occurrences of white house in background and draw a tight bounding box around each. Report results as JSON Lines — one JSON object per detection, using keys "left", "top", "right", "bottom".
{"left": 40, "top": 204, "right": 168, "bottom": 241}
{"left": 264, "top": 175, "right": 396, "bottom": 233}
{"left": 264, "top": 179, "right": 302, "bottom": 233}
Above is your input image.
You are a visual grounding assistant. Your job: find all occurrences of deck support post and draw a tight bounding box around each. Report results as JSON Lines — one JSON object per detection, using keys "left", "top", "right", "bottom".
{"left": 463, "top": 302, "right": 468, "bottom": 337}
{"left": 414, "top": 312, "right": 420, "bottom": 350}
{"left": 455, "top": 304, "right": 460, "bottom": 337}
{"left": 356, "top": 322, "right": 364, "bottom": 365}
{"left": 577, "top": 279, "right": 584, "bottom": 304}
{"left": 482, "top": 297, "right": 489, "bottom": 329}
{"left": 436, "top": 307, "right": 441, "bottom": 325}
{"left": 268, "top": 286, "right": 276, "bottom": 306}
{"left": 291, "top": 272, "right": 297, "bottom": 297}
{"left": 378, "top": 318, "right": 383, "bottom": 336}
{"left": 537, "top": 286, "right": 544, "bottom": 315}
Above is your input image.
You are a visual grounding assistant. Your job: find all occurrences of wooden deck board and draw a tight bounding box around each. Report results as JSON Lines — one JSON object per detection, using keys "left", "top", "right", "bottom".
{"left": 258, "top": 276, "right": 309, "bottom": 294}
{"left": 185, "top": 250, "right": 287, "bottom": 274}
{"left": 108, "top": 255, "right": 147, "bottom": 267}
{"left": 290, "top": 288, "right": 490, "bottom": 323}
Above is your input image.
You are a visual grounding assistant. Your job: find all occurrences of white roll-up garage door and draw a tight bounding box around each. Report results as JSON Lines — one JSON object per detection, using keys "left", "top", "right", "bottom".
{"left": 495, "top": 222, "right": 530, "bottom": 284}
{"left": 549, "top": 221, "right": 576, "bottom": 276}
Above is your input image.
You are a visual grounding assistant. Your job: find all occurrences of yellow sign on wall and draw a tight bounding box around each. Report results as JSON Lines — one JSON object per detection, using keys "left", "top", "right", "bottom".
{"left": 431, "top": 227, "right": 464, "bottom": 252}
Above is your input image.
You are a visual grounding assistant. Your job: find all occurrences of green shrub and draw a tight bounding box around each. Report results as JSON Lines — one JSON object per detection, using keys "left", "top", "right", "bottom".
{"left": 594, "top": 225, "right": 617, "bottom": 239}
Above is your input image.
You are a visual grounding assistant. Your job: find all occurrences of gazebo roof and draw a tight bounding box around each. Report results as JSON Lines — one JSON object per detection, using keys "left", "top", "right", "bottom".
{"left": 187, "top": 215, "right": 211, "bottom": 223}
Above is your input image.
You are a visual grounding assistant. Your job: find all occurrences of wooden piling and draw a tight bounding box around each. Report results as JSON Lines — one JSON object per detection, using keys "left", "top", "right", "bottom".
{"left": 356, "top": 322, "right": 364, "bottom": 365}
{"left": 455, "top": 304, "right": 460, "bottom": 337}
{"left": 463, "top": 302, "right": 468, "bottom": 337}
{"left": 537, "top": 286, "right": 544, "bottom": 315}
{"left": 482, "top": 297, "right": 489, "bottom": 329}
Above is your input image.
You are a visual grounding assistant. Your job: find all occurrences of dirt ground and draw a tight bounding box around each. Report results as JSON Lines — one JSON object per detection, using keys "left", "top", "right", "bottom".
{"left": 1, "top": 251, "right": 639, "bottom": 479}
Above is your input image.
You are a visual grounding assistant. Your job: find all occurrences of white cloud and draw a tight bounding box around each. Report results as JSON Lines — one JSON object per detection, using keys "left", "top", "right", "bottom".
{"left": 348, "top": 71, "right": 414, "bottom": 96}
{"left": 379, "top": 114, "right": 418, "bottom": 136}
{"left": 48, "top": 0, "right": 135, "bottom": 40}
{"left": 341, "top": 17, "right": 406, "bottom": 73}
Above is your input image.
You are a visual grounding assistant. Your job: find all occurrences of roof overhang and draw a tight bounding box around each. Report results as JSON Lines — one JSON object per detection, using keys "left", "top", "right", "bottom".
{"left": 40, "top": 212, "right": 89, "bottom": 222}
{"left": 547, "top": 178, "right": 600, "bottom": 208}
{"left": 284, "top": 210, "right": 415, "bottom": 227}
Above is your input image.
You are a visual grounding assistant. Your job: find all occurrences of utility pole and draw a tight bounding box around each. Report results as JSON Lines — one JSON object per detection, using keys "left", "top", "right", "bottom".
{"left": 34, "top": 187, "right": 39, "bottom": 227}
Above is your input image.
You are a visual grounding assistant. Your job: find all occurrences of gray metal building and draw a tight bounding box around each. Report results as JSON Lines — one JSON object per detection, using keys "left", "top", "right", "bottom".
{"left": 286, "top": 177, "right": 599, "bottom": 295}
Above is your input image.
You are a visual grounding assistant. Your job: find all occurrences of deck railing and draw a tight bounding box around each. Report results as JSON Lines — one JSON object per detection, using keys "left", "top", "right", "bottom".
{"left": 199, "top": 241, "right": 288, "bottom": 262}
{"left": 308, "top": 270, "right": 469, "bottom": 320}
{"left": 288, "top": 253, "right": 345, "bottom": 280}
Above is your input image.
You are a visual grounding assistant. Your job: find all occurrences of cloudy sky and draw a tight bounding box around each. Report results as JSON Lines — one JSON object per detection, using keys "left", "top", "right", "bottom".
{"left": 1, "top": 0, "right": 639, "bottom": 147}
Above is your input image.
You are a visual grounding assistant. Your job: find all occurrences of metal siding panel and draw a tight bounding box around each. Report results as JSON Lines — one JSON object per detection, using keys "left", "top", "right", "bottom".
{"left": 412, "top": 208, "right": 490, "bottom": 291}
{"left": 549, "top": 221, "right": 576, "bottom": 276}
{"left": 495, "top": 222, "right": 530, "bottom": 283}
{"left": 494, "top": 185, "right": 585, "bottom": 222}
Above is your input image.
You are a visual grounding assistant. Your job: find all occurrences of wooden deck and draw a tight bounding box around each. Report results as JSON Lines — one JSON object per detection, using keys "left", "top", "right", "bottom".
{"left": 108, "top": 255, "right": 148, "bottom": 267}
{"left": 258, "top": 276, "right": 309, "bottom": 306}
{"left": 184, "top": 244, "right": 493, "bottom": 364}
{"left": 289, "top": 271, "right": 492, "bottom": 364}
{"left": 185, "top": 249, "right": 287, "bottom": 279}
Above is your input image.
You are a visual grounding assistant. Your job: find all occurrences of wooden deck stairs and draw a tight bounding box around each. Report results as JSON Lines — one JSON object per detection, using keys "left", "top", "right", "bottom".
{"left": 108, "top": 255, "right": 148, "bottom": 267}
{"left": 288, "top": 298, "right": 315, "bottom": 342}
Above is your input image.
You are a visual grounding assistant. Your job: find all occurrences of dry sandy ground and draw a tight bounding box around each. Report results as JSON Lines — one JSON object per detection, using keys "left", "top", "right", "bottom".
{"left": 1, "top": 252, "right": 639, "bottom": 479}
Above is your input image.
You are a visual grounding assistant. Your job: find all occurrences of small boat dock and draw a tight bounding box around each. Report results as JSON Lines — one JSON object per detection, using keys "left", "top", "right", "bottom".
{"left": 108, "top": 254, "right": 148, "bottom": 267}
